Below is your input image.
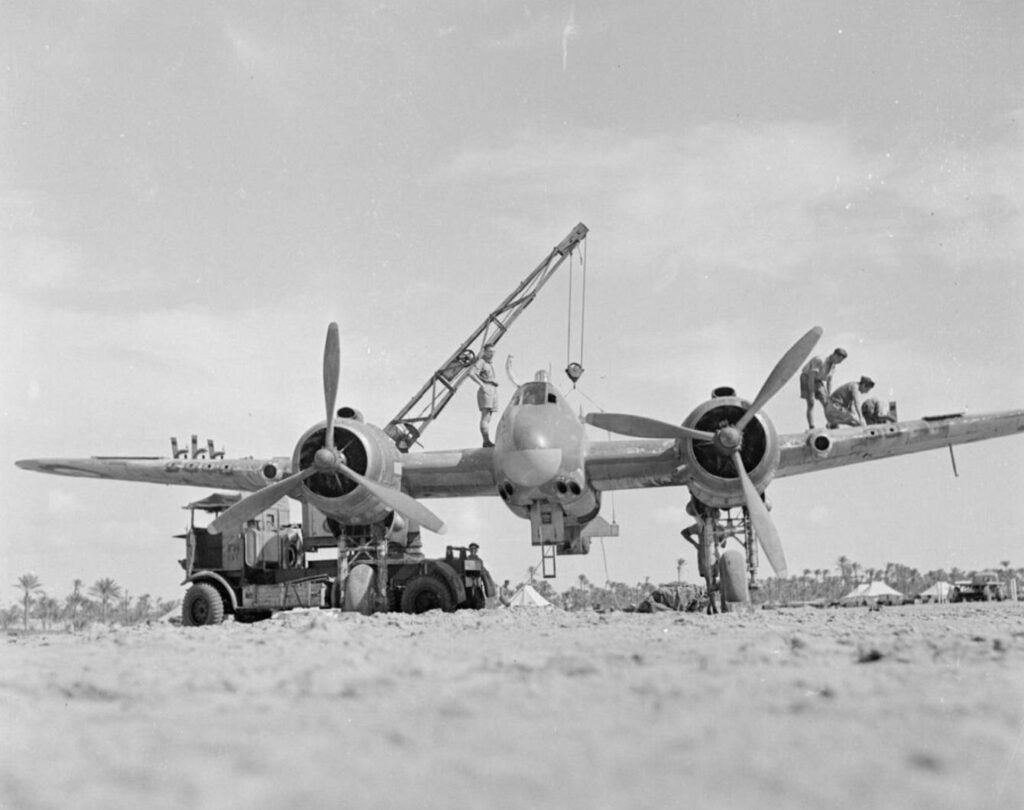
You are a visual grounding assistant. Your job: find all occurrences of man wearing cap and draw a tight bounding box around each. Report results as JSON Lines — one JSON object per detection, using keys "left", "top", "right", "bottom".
{"left": 799, "top": 348, "right": 848, "bottom": 429}
{"left": 826, "top": 376, "right": 876, "bottom": 428}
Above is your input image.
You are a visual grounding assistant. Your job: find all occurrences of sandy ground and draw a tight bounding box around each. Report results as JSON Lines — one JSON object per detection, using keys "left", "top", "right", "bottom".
{"left": 2, "top": 603, "right": 1022, "bottom": 810}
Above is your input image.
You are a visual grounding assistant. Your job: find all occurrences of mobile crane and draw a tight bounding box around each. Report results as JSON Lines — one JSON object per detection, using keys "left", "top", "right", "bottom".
{"left": 179, "top": 224, "right": 590, "bottom": 622}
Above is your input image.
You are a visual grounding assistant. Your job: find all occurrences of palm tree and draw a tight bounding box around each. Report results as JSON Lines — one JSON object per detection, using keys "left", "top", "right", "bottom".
{"left": 134, "top": 594, "right": 152, "bottom": 624}
{"left": 89, "top": 578, "right": 122, "bottom": 624}
{"left": 837, "top": 556, "right": 851, "bottom": 587}
{"left": 16, "top": 573, "right": 42, "bottom": 631}
{"left": 66, "top": 579, "right": 86, "bottom": 630}
{"left": 676, "top": 558, "right": 686, "bottom": 586}
{"left": 34, "top": 596, "right": 60, "bottom": 631}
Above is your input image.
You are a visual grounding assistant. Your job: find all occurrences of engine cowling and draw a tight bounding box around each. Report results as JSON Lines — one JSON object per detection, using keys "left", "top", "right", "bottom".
{"left": 292, "top": 417, "right": 403, "bottom": 526}
{"left": 679, "top": 394, "right": 780, "bottom": 509}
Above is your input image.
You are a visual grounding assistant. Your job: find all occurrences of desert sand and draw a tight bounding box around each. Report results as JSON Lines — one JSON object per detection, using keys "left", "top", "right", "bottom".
{"left": 2, "top": 603, "right": 1022, "bottom": 810}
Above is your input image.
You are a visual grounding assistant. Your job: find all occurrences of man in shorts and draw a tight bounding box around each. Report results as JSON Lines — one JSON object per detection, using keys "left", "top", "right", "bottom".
{"left": 469, "top": 344, "right": 498, "bottom": 447}
{"left": 799, "top": 347, "right": 848, "bottom": 429}
{"left": 826, "top": 376, "right": 876, "bottom": 428}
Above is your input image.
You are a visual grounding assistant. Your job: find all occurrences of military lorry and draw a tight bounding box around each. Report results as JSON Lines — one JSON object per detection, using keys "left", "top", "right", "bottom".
{"left": 179, "top": 493, "right": 495, "bottom": 626}
{"left": 949, "top": 571, "right": 1007, "bottom": 602}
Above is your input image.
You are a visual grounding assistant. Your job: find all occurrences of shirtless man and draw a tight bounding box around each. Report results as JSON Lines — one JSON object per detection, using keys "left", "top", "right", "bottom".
{"left": 799, "top": 347, "right": 848, "bottom": 429}
{"left": 826, "top": 376, "right": 875, "bottom": 428}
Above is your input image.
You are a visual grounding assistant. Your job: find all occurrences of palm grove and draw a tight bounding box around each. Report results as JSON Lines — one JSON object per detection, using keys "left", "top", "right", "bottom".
{"left": 5, "top": 574, "right": 179, "bottom": 631}
{"left": 5, "top": 558, "right": 1018, "bottom": 628}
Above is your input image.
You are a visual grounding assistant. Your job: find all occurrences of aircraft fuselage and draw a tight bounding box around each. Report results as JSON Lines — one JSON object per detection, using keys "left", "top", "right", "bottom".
{"left": 492, "top": 375, "right": 599, "bottom": 525}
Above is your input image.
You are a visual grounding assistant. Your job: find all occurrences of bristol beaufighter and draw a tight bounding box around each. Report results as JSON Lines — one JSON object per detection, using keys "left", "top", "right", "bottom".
{"left": 17, "top": 318, "right": 1024, "bottom": 613}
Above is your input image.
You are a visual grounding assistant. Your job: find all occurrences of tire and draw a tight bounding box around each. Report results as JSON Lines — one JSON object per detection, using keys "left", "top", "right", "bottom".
{"left": 182, "top": 583, "right": 225, "bottom": 626}
{"left": 400, "top": 575, "right": 454, "bottom": 614}
{"left": 718, "top": 549, "right": 750, "bottom": 605}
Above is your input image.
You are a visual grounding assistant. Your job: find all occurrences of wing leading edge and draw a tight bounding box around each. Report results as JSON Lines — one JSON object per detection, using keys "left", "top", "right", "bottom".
{"left": 775, "top": 410, "right": 1024, "bottom": 479}
{"left": 14, "top": 456, "right": 292, "bottom": 492}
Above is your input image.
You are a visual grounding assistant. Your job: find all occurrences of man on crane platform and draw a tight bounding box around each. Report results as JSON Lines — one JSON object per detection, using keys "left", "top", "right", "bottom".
{"left": 469, "top": 344, "right": 499, "bottom": 447}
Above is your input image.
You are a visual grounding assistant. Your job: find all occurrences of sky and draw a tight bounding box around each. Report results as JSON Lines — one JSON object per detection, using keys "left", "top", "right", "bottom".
{"left": 2, "top": 1, "right": 1022, "bottom": 604}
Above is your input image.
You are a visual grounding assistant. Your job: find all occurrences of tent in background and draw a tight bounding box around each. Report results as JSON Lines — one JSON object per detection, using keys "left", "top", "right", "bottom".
{"left": 918, "top": 581, "right": 953, "bottom": 603}
{"left": 840, "top": 580, "right": 905, "bottom": 606}
{"left": 506, "top": 584, "right": 554, "bottom": 608}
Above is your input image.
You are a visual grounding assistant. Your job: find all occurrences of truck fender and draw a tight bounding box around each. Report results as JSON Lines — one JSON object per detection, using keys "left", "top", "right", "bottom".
{"left": 424, "top": 560, "right": 466, "bottom": 605}
{"left": 182, "top": 570, "right": 238, "bottom": 612}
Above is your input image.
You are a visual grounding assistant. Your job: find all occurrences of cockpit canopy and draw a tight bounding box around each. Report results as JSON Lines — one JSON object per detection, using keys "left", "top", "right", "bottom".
{"left": 511, "top": 381, "right": 559, "bottom": 407}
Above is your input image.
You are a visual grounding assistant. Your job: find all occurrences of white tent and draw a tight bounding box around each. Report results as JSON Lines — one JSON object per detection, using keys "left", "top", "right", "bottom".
{"left": 918, "top": 581, "right": 952, "bottom": 603}
{"left": 506, "top": 584, "right": 553, "bottom": 608}
{"left": 840, "top": 580, "right": 905, "bottom": 606}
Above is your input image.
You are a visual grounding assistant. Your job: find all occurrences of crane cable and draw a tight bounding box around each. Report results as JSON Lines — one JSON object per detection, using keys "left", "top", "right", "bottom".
{"left": 565, "top": 239, "right": 587, "bottom": 386}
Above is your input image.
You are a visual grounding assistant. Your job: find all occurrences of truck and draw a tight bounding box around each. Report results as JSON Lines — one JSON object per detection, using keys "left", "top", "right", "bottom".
{"left": 949, "top": 571, "right": 1006, "bottom": 602}
{"left": 178, "top": 493, "right": 495, "bottom": 626}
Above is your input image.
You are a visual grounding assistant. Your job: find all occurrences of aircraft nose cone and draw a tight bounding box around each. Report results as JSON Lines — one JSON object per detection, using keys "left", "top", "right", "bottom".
{"left": 500, "top": 412, "right": 562, "bottom": 487}
{"left": 512, "top": 415, "right": 551, "bottom": 452}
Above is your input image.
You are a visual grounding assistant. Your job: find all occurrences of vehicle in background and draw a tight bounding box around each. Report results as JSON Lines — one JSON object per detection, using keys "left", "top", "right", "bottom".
{"left": 949, "top": 571, "right": 1006, "bottom": 602}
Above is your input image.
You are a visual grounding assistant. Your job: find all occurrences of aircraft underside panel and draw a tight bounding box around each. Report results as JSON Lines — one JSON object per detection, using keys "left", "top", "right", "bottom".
{"left": 775, "top": 411, "right": 1024, "bottom": 478}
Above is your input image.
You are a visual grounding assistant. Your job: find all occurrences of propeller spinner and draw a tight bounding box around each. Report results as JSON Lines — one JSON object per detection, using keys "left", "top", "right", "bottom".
{"left": 585, "top": 326, "right": 822, "bottom": 578}
{"left": 209, "top": 323, "right": 446, "bottom": 537}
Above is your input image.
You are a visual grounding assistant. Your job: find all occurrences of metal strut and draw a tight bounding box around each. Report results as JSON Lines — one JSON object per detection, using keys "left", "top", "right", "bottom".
{"left": 696, "top": 506, "right": 759, "bottom": 613}
{"left": 384, "top": 223, "right": 589, "bottom": 451}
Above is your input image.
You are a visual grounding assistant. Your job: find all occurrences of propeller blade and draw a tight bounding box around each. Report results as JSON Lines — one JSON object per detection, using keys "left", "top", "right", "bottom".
{"left": 731, "top": 451, "right": 787, "bottom": 578}
{"left": 208, "top": 467, "right": 318, "bottom": 536}
{"left": 323, "top": 322, "right": 340, "bottom": 450}
{"left": 338, "top": 462, "right": 447, "bottom": 535}
{"left": 585, "top": 413, "right": 715, "bottom": 443}
{"left": 736, "top": 326, "right": 822, "bottom": 432}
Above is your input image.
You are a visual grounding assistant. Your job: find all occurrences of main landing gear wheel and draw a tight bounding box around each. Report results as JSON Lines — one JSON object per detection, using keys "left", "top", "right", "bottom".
{"left": 182, "top": 583, "right": 225, "bottom": 626}
{"left": 401, "top": 575, "right": 455, "bottom": 614}
{"left": 718, "top": 549, "right": 750, "bottom": 612}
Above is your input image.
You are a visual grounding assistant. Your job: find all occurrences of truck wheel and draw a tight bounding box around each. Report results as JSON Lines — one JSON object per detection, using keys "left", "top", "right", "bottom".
{"left": 182, "top": 583, "right": 225, "bottom": 626}
{"left": 401, "top": 575, "right": 454, "bottom": 614}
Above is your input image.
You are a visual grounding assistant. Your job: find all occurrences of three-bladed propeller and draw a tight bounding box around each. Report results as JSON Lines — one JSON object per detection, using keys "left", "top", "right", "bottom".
{"left": 584, "top": 326, "right": 823, "bottom": 579}
{"left": 208, "top": 323, "right": 446, "bottom": 538}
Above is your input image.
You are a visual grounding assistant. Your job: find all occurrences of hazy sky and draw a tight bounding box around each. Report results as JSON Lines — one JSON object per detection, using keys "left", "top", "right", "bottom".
{"left": 3, "top": 2, "right": 1022, "bottom": 603}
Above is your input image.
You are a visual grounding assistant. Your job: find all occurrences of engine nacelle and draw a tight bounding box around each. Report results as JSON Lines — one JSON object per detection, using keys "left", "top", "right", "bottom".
{"left": 679, "top": 395, "right": 780, "bottom": 509}
{"left": 292, "top": 419, "right": 403, "bottom": 526}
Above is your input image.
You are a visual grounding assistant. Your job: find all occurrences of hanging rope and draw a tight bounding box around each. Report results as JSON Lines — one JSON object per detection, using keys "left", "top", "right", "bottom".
{"left": 566, "top": 251, "right": 574, "bottom": 368}
{"left": 565, "top": 239, "right": 587, "bottom": 386}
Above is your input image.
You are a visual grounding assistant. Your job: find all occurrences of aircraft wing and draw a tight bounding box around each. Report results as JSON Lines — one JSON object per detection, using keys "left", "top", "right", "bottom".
{"left": 14, "top": 455, "right": 292, "bottom": 492}
{"left": 774, "top": 410, "right": 1024, "bottom": 479}
{"left": 401, "top": 448, "right": 499, "bottom": 498}
{"left": 401, "top": 439, "right": 685, "bottom": 498}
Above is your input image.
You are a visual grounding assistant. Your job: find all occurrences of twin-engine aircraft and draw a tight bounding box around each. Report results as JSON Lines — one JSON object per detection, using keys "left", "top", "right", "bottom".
{"left": 17, "top": 322, "right": 1024, "bottom": 610}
